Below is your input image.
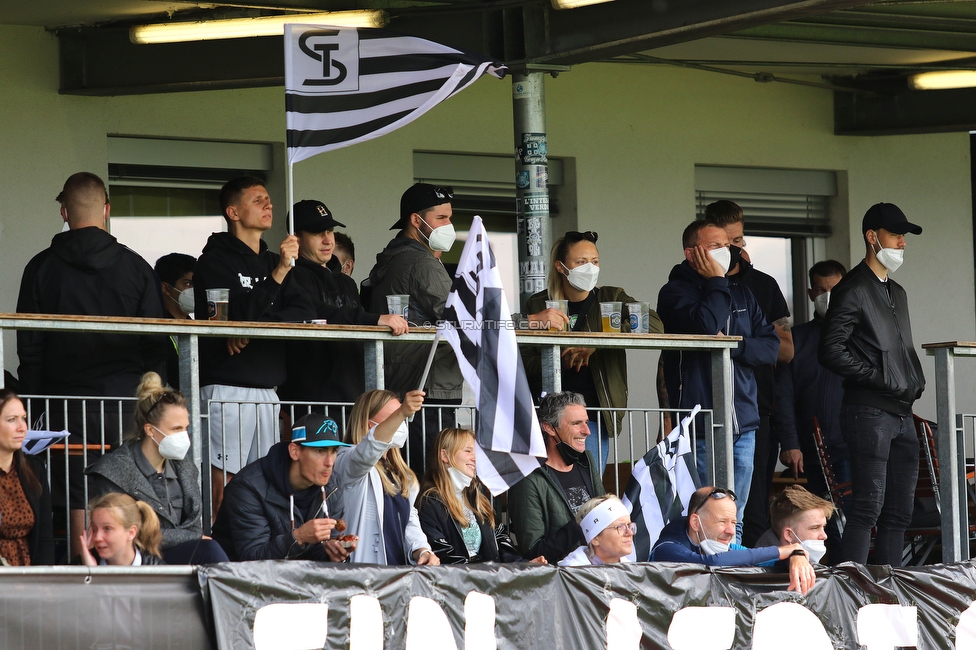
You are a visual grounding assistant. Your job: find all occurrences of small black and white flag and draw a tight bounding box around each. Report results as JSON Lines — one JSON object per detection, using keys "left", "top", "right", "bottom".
{"left": 622, "top": 405, "right": 702, "bottom": 561}
{"left": 440, "top": 216, "right": 546, "bottom": 496}
{"left": 285, "top": 25, "right": 506, "bottom": 164}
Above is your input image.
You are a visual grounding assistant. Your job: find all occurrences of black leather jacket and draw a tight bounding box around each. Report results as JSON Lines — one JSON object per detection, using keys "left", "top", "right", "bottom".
{"left": 416, "top": 491, "right": 523, "bottom": 564}
{"left": 818, "top": 261, "right": 924, "bottom": 416}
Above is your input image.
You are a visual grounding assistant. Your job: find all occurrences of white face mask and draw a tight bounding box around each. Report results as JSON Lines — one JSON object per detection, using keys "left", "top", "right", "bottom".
{"left": 790, "top": 530, "right": 826, "bottom": 563}
{"left": 708, "top": 247, "right": 731, "bottom": 275}
{"left": 870, "top": 232, "right": 904, "bottom": 273}
{"left": 151, "top": 426, "right": 191, "bottom": 461}
{"left": 390, "top": 421, "right": 409, "bottom": 448}
{"left": 695, "top": 516, "right": 729, "bottom": 555}
{"left": 448, "top": 465, "right": 473, "bottom": 492}
{"left": 561, "top": 261, "right": 600, "bottom": 292}
{"left": 420, "top": 217, "right": 456, "bottom": 252}
{"left": 814, "top": 291, "right": 830, "bottom": 318}
{"left": 175, "top": 287, "right": 195, "bottom": 314}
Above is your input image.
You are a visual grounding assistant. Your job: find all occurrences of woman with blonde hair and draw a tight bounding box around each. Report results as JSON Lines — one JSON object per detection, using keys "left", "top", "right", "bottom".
{"left": 418, "top": 428, "right": 545, "bottom": 564}
{"left": 86, "top": 372, "right": 228, "bottom": 564}
{"left": 559, "top": 494, "right": 635, "bottom": 566}
{"left": 80, "top": 492, "right": 164, "bottom": 566}
{"left": 332, "top": 389, "right": 438, "bottom": 565}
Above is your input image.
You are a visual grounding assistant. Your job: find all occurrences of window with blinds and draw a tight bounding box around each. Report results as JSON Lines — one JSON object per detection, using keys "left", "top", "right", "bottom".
{"left": 694, "top": 165, "right": 837, "bottom": 237}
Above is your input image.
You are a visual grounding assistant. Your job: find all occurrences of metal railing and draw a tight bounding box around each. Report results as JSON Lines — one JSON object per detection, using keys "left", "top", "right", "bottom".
{"left": 0, "top": 313, "right": 737, "bottom": 548}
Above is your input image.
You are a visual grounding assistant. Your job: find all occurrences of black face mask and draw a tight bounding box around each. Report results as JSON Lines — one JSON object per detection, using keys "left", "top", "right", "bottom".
{"left": 728, "top": 245, "right": 742, "bottom": 273}
{"left": 555, "top": 441, "right": 583, "bottom": 465}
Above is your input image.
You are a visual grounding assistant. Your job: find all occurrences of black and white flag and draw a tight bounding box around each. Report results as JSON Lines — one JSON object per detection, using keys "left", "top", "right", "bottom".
{"left": 622, "top": 405, "right": 702, "bottom": 561}
{"left": 285, "top": 25, "right": 506, "bottom": 164}
{"left": 440, "top": 216, "right": 546, "bottom": 496}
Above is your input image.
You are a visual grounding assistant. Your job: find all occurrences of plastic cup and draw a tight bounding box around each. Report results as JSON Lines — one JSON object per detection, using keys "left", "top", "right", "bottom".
{"left": 545, "top": 299, "right": 569, "bottom": 331}
{"left": 206, "top": 288, "right": 229, "bottom": 321}
{"left": 640, "top": 302, "right": 652, "bottom": 334}
{"left": 626, "top": 302, "right": 642, "bottom": 334}
{"left": 600, "top": 302, "right": 622, "bottom": 332}
{"left": 386, "top": 294, "right": 410, "bottom": 320}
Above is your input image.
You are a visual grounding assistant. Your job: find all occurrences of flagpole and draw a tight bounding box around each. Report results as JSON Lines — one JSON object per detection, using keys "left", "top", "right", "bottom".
{"left": 411, "top": 329, "right": 441, "bottom": 421}
{"left": 286, "top": 160, "right": 296, "bottom": 266}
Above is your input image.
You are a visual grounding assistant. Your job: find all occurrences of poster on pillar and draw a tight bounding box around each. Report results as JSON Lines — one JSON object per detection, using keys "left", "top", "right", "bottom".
{"left": 517, "top": 133, "right": 548, "bottom": 166}
{"left": 200, "top": 560, "right": 976, "bottom": 649}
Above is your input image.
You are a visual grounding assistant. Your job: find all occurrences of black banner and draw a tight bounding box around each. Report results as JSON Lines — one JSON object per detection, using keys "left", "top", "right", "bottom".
{"left": 200, "top": 560, "right": 976, "bottom": 649}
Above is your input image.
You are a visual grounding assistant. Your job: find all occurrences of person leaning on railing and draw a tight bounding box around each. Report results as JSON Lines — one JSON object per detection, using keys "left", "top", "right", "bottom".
{"left": 518, "top": 230, "right": 663, "bottom": 475}
{"left": 0, "top": 389, "right": 54, "bottom": 566}
{"left": 417, "top": 427, "right": 546, "bottom": 565}
{"left": 85, "top": 372, "right": 228, "bottom": 564}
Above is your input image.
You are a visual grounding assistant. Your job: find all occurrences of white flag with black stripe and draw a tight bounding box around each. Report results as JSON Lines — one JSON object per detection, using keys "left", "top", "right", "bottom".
{"left": 285, "top": 25, "right": 507, "bottom": 164}
{"left": 440, "top": 216, "right": 546, "bottom": 496}
{"left": 621, "top": 405, "right": 702, "bottom": 561}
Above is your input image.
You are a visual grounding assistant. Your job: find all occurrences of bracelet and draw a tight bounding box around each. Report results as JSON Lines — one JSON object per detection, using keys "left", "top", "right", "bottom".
{"left": 790, "top": 548, "right": 807, "bottom": 558}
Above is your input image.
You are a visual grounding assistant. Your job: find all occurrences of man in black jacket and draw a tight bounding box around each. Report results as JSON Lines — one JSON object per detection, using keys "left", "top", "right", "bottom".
{"left": 212, "top": 414, "right": 351, "bottom": 561}
{"left": 17, "top": 171, "right": 168, "bottom": 559}
{"left": 193, "top": 176, "right": 315, "bottom": 512}
{"left": 279, "top": 200, "right": 407, "bottom": 412}
{"left": 819, "top": 203, "right": 924, "bottom": 566}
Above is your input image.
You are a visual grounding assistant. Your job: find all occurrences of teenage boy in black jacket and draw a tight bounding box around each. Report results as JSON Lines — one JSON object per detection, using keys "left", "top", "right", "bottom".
{"left": 193, "top": 176, "right": 314, "bottom": 512}
{"left": 819, "top": 202, "right": 924, "bottom": 566}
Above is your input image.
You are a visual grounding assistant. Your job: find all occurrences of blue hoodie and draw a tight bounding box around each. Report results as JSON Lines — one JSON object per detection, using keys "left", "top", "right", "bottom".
{"left": 657, "top": 260, "right": 779, "bottom": 435}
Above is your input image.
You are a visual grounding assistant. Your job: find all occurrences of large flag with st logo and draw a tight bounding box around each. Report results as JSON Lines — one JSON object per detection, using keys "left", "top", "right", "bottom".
{"left": 284, "top": 25, "right": 507, "bottom": 164}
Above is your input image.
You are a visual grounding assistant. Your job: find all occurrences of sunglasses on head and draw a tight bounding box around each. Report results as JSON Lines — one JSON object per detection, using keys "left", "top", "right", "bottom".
{"left": 689, "top": 488, "right": 738, "bottom": 514}
{"left": 432, "top": 186, "right": 454, "bottom": 201}
{"left": 565, "top": 230, "right": 598, "bottom": 244}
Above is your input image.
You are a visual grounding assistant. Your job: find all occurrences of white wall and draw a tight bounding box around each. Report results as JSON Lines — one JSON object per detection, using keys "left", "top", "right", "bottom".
{"left": 1, "top": 24, "right": 972, "bottom": 423}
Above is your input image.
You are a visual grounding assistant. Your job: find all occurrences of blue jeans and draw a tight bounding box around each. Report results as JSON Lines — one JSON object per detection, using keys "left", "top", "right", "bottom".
{"left": 838, "top": 404, "right": 918, "bottom": 566}
{"left": 696, "top": 430, "right": 756, "bottom": 544}
{"left": 585, "top": 420, "right": 610, "bottom": 477}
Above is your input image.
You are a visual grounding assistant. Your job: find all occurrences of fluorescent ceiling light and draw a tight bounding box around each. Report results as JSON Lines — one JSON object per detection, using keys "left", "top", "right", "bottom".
{"left": 550, "top": 0, "right": 614, "bottom": 9}
{"left": 130, "top": 10, "right": 386, "bottom": 44}
{"left": 909, "top": 70, "right": 976, "bottom": 90}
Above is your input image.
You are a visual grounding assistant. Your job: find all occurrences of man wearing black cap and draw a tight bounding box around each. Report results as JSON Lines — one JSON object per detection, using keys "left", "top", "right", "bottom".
{"left": 361, "top": 183, "right": 464, "bottom": 475}
{"left": 819, "top": 202, "right": 925, "bottom": 566}
{"left": 279, "top": 200, "right": 409, "bottom": 408}
{"left": 212, "top": 414, "right": 353, "bottom": 561}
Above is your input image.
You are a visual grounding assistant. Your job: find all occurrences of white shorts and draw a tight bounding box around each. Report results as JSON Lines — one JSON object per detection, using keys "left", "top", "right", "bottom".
{"left": 202, "top": 384, "right": 280, "bottom": 474}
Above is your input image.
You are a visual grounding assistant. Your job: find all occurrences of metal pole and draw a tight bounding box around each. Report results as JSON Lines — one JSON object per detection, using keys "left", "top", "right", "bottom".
{"left": 935, "top": 347, "right": 966, "bottom": 562}
{"left": 177, "top": 334, "right": 207, "bottom": 529}
{"left": 363, "top": 340, "right": 385, "bottom": 390}
{"left": 709, "top": 347, "right": 735, "bottom": 489}
{"left": 513, "top": 72, "right": 552, "bottom": 309}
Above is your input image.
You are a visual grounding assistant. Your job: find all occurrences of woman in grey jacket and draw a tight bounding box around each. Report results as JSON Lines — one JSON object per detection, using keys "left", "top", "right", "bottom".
{"left": 86, "top": 372, "right": 228, "bottom": 564}
{"left": 333, "top": 389, "right": 438, "bottom": 566}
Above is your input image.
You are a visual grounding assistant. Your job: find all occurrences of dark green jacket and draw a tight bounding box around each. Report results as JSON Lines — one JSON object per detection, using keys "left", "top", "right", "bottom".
{"left": 506, "top": 452, "right": 606, "bottom": 563}
{"left": 523, "top": 286, "right": 663, "bottom": 434}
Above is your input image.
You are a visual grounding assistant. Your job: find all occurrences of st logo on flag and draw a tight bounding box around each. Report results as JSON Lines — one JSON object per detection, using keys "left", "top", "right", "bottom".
{"left": 287, "top": 26, "right": 360, "bottom": 93}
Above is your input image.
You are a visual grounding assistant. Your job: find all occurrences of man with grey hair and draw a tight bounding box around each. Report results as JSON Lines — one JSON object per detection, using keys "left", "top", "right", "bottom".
{"left": 507, "top": 391, "right": 607, "bottom": 564}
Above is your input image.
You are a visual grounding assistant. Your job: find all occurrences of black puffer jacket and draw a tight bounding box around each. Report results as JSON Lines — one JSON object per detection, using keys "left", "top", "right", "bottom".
{"left": 211, "top": 441, "right": 343, "bottom": 561}
{"left": 819, "top": 260, "right": 924, "bottom": 415}
{"left": 416, "top": 491, "right": 522, "bottom": 564}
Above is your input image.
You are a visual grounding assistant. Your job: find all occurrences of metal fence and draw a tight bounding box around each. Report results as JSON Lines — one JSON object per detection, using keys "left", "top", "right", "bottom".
{"left": 1, "top": 313, "right": 735, "bottom": 555}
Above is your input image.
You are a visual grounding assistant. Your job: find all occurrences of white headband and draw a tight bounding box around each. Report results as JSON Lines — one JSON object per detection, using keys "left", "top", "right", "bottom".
{"left": 580, "top": 498, "right": 628, "bottom": 544}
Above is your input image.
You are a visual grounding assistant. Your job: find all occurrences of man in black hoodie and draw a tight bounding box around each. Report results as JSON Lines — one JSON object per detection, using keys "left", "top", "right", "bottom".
{"left": 193, "top": 176, "right": 315, "bottom": 512}
{"left": 17, "top": 171, "right": 169, "bottom": 559}
{"left": 279, "top": 200, "right": 407, "bottom": 413}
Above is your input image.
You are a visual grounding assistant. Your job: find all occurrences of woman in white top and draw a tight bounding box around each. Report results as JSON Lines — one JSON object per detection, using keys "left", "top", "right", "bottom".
{"left": 333, "top": 389, "right": 439, "bottom": 566}
{"left": 559, "top": 495, "right": 635, "bottom": 566}
{"left": 80, "top": 492, "right": 164, "bottom": 566}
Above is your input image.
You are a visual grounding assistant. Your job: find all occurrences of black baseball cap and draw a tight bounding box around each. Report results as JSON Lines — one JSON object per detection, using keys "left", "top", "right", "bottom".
{"left": 291, "top": 414, "right": 350, "bottom": 448}
{"left": 390, "top": 183, "right": 454, "bottom": 230}
{"left": 862, "top": 202, "right": 922, "bottom": 236}
{"left": 294, "top": 200, "right": 346, "bottom": 234}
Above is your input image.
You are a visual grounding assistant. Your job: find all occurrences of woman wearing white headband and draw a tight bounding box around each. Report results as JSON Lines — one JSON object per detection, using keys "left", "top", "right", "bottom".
{"left": 559, "top": 495, "right": 635, "bottom": 566}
